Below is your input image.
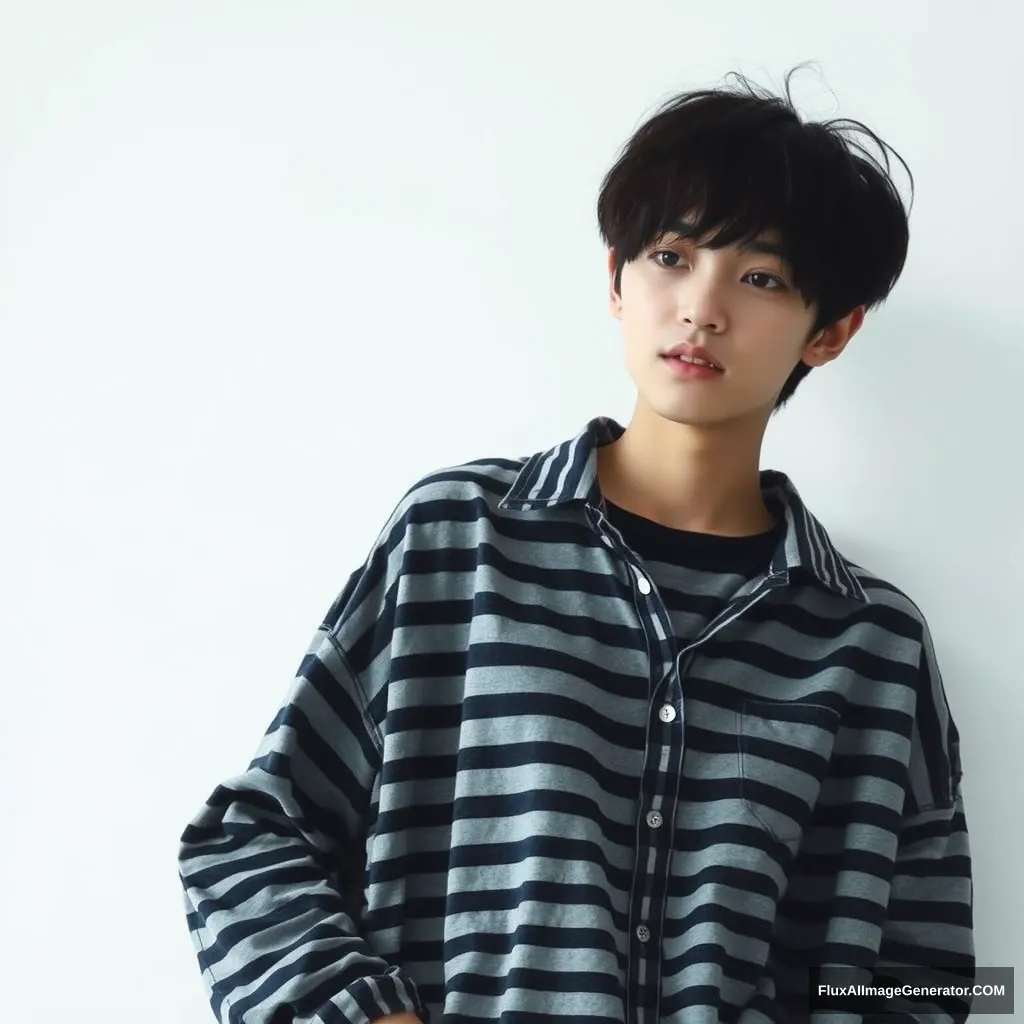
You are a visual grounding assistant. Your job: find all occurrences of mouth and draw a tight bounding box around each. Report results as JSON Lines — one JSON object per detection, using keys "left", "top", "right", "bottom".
{"left": 660, "top": 354, "right": 725, "bottom": 380}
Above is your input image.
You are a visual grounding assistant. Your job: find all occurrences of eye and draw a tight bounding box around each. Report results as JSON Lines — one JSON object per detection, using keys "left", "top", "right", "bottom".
{"left": 651, "top": 249, "right": 682, "bottom": 268}
{"left": 747, "top": 271, "right": 787, "bottom": 291}
{"left": 649, "top": 250, "right": 787, "bottom": 291}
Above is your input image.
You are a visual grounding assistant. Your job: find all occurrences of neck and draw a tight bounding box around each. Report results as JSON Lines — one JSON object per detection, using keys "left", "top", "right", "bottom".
{"left": 596, "top": 400, "right": 776, "bottom": 537}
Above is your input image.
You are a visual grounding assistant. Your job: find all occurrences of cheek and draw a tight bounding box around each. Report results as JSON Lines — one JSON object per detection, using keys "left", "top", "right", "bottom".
{"left": 620, "top": 281, "right": 672, "bottom": 331}
{"left": 737, "top": 341, "right": 809, "bottom": 391}
{"left": 620, "top": 263, "right": 665, "bottom": 302}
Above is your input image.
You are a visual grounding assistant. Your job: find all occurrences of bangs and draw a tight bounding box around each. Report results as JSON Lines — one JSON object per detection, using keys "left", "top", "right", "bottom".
{"left": 647, "top": 138, "right": 798, "bottom": 253}
{"left": 609, "top": 121, "right": 849, "bottom": 304}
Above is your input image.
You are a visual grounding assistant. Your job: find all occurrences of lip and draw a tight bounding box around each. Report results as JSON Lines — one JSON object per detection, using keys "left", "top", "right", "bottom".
{"left": 661, "top": 355, "right": 724, "bottom": 381}
{"left": 662, "top": 343, "right": 723, "bottom": 370}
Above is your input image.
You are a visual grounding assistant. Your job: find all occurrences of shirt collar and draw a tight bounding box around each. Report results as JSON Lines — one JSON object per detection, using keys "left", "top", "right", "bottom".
{"left": 498, "top": 415, "right": 869, "bottom": 603}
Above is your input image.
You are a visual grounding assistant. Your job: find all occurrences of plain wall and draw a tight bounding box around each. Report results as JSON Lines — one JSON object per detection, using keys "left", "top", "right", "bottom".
{"left": 2, "top": 2, "right": 1020, "bottom": 1020}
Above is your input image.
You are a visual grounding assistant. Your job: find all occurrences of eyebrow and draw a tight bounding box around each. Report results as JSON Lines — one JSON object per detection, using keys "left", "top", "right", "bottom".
{"left": 667, "top": 218, "right": 787, "bottom": 258}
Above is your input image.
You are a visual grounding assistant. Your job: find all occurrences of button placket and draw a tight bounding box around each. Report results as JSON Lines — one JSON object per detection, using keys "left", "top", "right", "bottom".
{"left": 617, "top": 551, "right": 674, "bottom": 1024}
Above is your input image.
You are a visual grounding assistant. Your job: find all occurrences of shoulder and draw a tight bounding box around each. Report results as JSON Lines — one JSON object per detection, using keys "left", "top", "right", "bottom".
{"left": 319, "top": 449, "right": 528, "bottom": 679}
{"left": 375, "top": 452, "right": 531, "bottom": 538}
{"left": 411, "top": 451, "right": 529, "bottom": 501}
{"left": 844, "top": 556, "right": 933, "bottom": 640}
{"left": 838, "top": 557, "right": 951, "bottom": 716}
{"left": 334, "top": 450, "right": 531, "bottom": 608}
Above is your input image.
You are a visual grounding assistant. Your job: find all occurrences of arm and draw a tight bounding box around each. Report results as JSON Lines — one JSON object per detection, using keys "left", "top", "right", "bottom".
{"left": 178, "top": 582, "right": 428, "bottom": 1024}
{"left": 868, "top": 797, "right": 973, "bottom": 1021}
{"left": 765, "top": 621, "right": 974, "bottom": 1023}
{"left": 867, "top": 622, "right": 974, "bottom": 1022}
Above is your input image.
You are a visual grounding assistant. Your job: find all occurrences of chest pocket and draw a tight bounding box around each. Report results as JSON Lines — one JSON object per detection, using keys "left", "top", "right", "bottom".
{"left": 739, "top": 699, "right": 841, "bottom": 846}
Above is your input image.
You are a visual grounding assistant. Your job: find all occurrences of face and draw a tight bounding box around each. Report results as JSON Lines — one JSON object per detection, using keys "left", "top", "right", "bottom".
{"left": 609, "top": 220, "right": 864, "bottom": 429}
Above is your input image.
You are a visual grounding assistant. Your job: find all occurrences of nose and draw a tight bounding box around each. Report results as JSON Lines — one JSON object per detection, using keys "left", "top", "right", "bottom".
{"left": 677, "top": 271, "right": 727, "bottom": 333}
{"left": 680, "top": 310, "right": 722, "bottom": 332}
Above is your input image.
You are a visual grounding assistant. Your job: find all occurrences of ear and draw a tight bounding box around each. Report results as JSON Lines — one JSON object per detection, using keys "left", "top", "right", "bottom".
{"left": 608, "top": 248, "right": 622, "bottom": 319}
{"left": 802, "top": 305, "right": 866, "bottom": 367}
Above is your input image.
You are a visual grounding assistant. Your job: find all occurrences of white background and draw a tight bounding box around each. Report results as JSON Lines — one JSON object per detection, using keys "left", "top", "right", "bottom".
{"left": 2, "top": 2, "right": 1020, "bottom": 1021}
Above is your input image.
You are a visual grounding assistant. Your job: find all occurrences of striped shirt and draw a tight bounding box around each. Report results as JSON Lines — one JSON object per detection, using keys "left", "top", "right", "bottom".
{"left": 178, "top": 414, "right": 974, "bottom": 1024}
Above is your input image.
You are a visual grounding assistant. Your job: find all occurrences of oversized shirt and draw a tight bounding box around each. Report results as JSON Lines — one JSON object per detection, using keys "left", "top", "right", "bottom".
{"left": 179, "top": 414, "right": 974, "bottom": 1023}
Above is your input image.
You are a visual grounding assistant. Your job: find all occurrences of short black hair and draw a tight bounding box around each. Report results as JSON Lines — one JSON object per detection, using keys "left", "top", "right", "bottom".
{"left": 596, "top": 64, "right": 914, "bottom": 410}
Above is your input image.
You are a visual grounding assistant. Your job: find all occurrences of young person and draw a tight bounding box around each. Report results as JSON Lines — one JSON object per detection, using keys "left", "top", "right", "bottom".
{"left": 179, "top": 68, "right": 973, "bottom": 1023}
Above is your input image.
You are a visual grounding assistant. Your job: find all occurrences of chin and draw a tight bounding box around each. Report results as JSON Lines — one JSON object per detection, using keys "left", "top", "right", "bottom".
{"left": 644, "top": 388, "right": 770, "bottom": 429}
{"left": 649, "top": 398, "right": 734, "bottom": 426}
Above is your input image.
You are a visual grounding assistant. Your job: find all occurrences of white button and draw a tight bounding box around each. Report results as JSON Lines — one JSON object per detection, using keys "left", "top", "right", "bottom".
{"left": 658, "top": 704, "right": 676, "bottom": 723}
{"left": 636, "top": 925, "right": 651, "bottom": 942}
{"left": 646, "top": 810, "right": 663, "bottom": 829}
{"left": 636, "top": 573, "right": 652, "bottom": 594}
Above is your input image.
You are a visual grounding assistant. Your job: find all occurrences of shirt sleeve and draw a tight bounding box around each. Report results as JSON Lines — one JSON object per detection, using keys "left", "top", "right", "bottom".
{"left": 868, "top": 620, "right": 975, "bottom": 1022}
{"left": 765, "top": 617, "right": 976, "bottom": 1023}
{"left": 177, "top": 540, "right": 429, "bottom": 1023}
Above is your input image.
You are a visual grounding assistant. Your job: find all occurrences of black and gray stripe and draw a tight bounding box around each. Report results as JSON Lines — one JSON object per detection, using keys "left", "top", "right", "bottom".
{"left": 179, "top": 415, "right": 972, "bottom": 1024}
